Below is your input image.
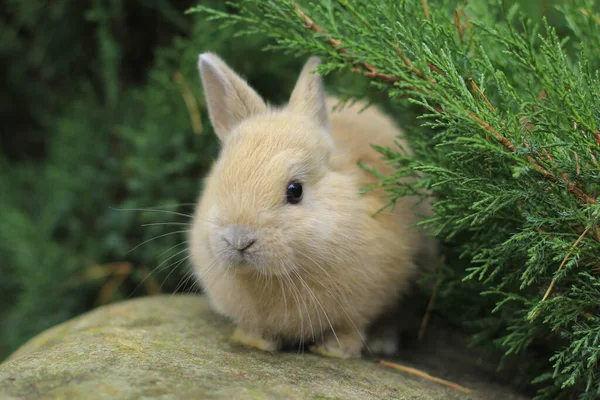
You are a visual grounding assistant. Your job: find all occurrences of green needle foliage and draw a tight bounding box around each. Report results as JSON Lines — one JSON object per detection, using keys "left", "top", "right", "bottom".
{"left": 189, "top": 0, "right": 600, "bottom": 398}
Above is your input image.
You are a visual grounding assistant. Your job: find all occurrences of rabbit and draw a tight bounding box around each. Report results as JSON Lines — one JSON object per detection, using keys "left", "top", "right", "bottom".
{"left": 189, "top": 52, "right": 437, "bottom": 359}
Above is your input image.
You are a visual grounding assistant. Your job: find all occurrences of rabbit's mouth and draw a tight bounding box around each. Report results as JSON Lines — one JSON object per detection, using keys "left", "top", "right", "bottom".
{"left": 207, "top": 223, "right": 298, "bottom": 276}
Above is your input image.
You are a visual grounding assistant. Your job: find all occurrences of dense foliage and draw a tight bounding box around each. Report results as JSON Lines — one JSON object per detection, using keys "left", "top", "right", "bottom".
{"left": 190, "top": 0, "right": 600, "bottom": 399}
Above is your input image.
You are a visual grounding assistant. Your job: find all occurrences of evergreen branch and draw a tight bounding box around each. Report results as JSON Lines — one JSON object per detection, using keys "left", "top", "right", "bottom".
{"left": 294, "top": 1, "right": 439, "bottom": 88}
{"left": 541, "top": 226, "right": 591, "bottom": 302}
{"left": 293, "top": 2, "right": 400, "bottom": 85}
{"left": 470, "top": 112, "right": 597, "bottom": 205}
{"left": 293, "top": 2, "right": 598, "bottom": 206}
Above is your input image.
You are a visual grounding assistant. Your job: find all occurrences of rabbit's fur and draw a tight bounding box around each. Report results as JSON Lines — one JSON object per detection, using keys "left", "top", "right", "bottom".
{"left": 189, "top": 53, "right": 437, "bottom": 358}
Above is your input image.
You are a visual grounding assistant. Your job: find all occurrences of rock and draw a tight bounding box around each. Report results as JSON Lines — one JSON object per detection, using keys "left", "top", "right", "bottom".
{"left": 0, "top": 295, "right": 527, "bottom": 399}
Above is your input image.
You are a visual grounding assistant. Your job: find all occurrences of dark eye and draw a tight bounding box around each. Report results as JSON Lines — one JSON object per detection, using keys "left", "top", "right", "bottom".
{"left": 286, "top": 181, "right": 303, "bottom": 204}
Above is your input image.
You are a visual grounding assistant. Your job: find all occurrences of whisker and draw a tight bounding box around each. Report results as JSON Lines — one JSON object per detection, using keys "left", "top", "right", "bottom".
{"left": 282, "top": 265, "right": 318, "bottom": 346}
{"left": 130, "top": 202, "right": 197, "bottom": 209}
{"left": 157, "top": 240, "right": 188, "bottom": 259}
{"left": 294, "top": 251, "right": 369, "bottom": 354}
{"left": 291, "top": 269, "right": 340, "bottom": 350}
{"left": 280, "top": 271, "right": 305, "bottom": 356}
{"left": 136, "top": 247, "right": 189, "bottom": 288}
{"left": 125, "top": 230, "right": 189, "bottom": 255}
{"left": 141, "top": 222, "right": 191, "bottom": 227}
{"left": 160, "top": 255, "right": 191, "bottom": 291}
{"left": 110, "top": 206, "right": 193, "bottom": 219}
{"left": 172, "top": 262, "right": 195, "bottom": 295}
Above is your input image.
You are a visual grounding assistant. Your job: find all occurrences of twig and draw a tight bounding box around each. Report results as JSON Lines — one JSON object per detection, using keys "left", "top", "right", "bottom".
{"left": 541, "top": 226, "right": 591, "bottom": 302}
{"left": 418, "top": 283, "right": 438, "bottom": 343}
{"left": 174, "top": 71, "right": 203, "bottom": 135}
{"left": 593, "top": 131, "right": 600, "bottom": 147}
{"left": 468, "top": 112, "right": 514, "bottom": 150}
{"left": 418, "top": 255, "right": 445, "bottom": 343}
{"left": 578, "top": 8, "right": 600, "bottom": 24}
{"left": 379, "top": 360, "right": 472, "bottom": 393}
{"left": 542, "top": 148, "right": 555, "bottom": 163}
{"left": 421, "top": 0, "right": 430, "bottom": 20}
{"left": 294, "top": 3, "right": 598, "bottom": 206}
{"left": 139, "top": 265, "right": 162, "bottom": 295}
{"left": 94, "top": 262, "right": 133, "bottom": 306}
{"left": 395, "top": 47, "right": 438, "bottom": 84}
{"left": 468, "top": 78, "right": 496, "bottom": 112}
{"left": 452, "top": 0, "right": 469, "bottom": 43}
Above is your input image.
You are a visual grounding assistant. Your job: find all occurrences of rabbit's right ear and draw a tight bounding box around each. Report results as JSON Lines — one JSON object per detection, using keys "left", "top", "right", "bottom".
{"left": 198, "top": 53, "right": 267, "bottom": 141}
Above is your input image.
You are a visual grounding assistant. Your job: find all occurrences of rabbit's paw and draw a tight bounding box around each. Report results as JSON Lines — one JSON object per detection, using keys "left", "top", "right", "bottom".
{"left": 309, "top": 329, "right": 364, "bottom": 359}
{"left": 231, "top": 328, "right": 280, "bottom": 352}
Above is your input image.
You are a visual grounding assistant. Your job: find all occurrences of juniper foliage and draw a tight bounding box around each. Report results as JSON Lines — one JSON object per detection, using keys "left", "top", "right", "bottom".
{"left": 190, "top": 1, "right": 600, "bottom": 398}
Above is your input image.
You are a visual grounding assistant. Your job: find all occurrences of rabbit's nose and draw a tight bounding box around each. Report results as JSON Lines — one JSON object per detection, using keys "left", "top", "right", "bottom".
{"left": 221, "top": 225, "right": 257, "bottom": 252}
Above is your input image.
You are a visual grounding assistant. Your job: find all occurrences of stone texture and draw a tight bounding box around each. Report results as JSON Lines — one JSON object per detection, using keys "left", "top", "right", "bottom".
{"left": 0, "top": 295, "right": 528, "bottom": 399}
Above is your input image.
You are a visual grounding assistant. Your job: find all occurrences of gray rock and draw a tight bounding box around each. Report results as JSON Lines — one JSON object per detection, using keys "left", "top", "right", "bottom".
{"left": 0, "top": 295, "right": 527, "bottom": 399}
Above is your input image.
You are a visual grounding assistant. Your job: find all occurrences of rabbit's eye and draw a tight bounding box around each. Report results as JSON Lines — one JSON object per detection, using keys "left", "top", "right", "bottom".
{"left": 286, "top": 181, "right": 303, "bottom": 204}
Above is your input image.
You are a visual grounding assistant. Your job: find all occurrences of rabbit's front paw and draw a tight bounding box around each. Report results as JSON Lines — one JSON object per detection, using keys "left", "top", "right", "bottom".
{"left": 309, "top": 328, "right": 364, "bottom": 359}
{"left": 231, "top": 328, "right": 280, "bottom": 352}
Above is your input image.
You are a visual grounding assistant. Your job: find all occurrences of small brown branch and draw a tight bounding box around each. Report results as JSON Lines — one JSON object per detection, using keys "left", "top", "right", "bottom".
{"left": 350, "top": 67, "right": 403, "bottom": 85}
{"left": 468, "top": 78, "right": 496, "bottom": 112}
{"left": 174, "top": 72, "right": 203, "bottom": 135}
{"left": 421, "top": 0, "right": 430, "bottom": 20}
{"left": 541, "top": 226, "right": 591, "bottom": 302}
{"left": 468, "top": 112, "right": 515, "bottom": 151}
{"left": 579, "top": 8, "right": 600, "bottom": 24}
{"left": 589, "top": 149, "right": 598, "bottom": 166}
{"left": 379, "top": 360, "right": 472, "bottom": 393}
{"left": 395, "top": 47, "right": 425, "bottom": 80}
{"left": 574, "top": 152, "right": 581, "bottom": 175}
{"left": 418, "top": 256, "right": 444, "bottom": 343}
{"left": 139, "top": 265, "right": 162, "bottom": 295}
{"left": 593, "top": 131, "right": 600, "bottom": 147}
{"left": 452, "top": 0, "right": 469, "bottom": 43}
{"left": 542, "top": 148, "right": 555, "bottom": 162}
{"left": 93, "top": 262, "right": 133, "bottom": 306}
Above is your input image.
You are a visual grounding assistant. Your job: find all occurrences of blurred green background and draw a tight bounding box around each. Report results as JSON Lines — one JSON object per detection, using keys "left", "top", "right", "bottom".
{"left": 0, "top": 0, "right": 565, "bottom": 360}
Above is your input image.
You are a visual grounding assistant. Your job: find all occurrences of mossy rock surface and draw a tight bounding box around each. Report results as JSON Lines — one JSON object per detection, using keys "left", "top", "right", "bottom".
{"left": 0, "top": 295, "right": 527, "bottom": 399}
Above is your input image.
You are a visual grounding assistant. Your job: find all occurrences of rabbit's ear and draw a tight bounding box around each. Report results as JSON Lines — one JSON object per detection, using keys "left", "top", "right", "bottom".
{"left": 198, "top": 53, "right": 267, "bottom": 141}
{"left": 288, "top": 57, "right": 330, "bottom": 131}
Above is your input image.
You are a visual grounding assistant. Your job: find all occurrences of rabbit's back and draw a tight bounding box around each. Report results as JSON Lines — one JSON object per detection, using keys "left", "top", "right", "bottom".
{"left": 327, "top": 97, "right": 409, "bottom": 184}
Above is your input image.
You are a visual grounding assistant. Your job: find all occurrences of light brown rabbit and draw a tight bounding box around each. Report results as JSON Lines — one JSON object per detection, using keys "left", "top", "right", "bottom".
{"left": 189, "top": 53, "right": 437, "bottom": 358}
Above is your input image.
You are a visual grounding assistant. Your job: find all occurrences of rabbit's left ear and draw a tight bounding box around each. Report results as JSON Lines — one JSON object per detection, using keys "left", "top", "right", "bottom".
{"left": 288, "top": 57, "right": 330, "bottom": 131}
